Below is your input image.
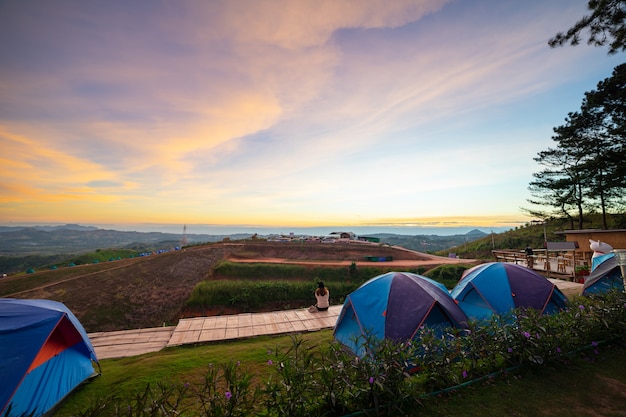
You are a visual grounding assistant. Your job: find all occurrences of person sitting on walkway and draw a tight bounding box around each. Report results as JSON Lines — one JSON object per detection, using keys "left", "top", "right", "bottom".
{"left": 312, "top": 281, "right": 329, "bottom": 312}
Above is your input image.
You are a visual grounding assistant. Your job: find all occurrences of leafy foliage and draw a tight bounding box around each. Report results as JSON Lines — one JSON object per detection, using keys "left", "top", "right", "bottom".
{"left": 549, "top": 0, "right": 626, "bottom": 54}
{"left": 55, "top": 291, "right": 626, "bottom": 417}
{"left": 528, "top": 63, "right": 626, "bottom": 228}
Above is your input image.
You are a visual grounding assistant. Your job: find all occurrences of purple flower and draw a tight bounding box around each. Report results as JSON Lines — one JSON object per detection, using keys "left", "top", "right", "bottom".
{"left": 237, "top": 361, "right": 241, "bottom": 366}
{"left": 268, "top": 359, "right": 273, "bottom": 366}
{"left": 591, "top": 341, "right": 598, "bottom": 347}
{"left": 523, "top": 331, "right": 531, "bottom": 339}
{"left": 556, "top": 347, "right": 562, "bottom": 353}
{"left": 225, "top": 391, "right": 232, "bottom": 400}
{"left": 369, "top": 377, "right": 374, "bottom": 384}
{"left": 579, "top": 305, "right": 585, "bottom": 310}
{"left": 507, "top": 347, "right": 513, "bottom": 353}
{"left": 462, "top": 370, "right": 468, "bottom": 379}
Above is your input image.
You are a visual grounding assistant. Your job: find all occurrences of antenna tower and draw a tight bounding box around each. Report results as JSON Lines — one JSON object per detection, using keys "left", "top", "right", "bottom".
{"left": 181, "top": 224, "right": 188, "bottom": 247}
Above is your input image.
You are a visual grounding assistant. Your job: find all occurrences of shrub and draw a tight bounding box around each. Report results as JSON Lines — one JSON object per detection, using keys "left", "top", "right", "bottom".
{"left": 186, "top": 280, "right": 362, "bottom": 311}
{"left": 423, "top": 264, "right": 471, "bottom": 289}
{"left": 70, "top": 292, "right": 626, "bottom": 417}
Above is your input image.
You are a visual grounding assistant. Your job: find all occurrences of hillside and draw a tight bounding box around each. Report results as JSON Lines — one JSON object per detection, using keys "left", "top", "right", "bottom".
{"left": 0, "top": 241, "right": 443, "bottom": 332}
{"left": 0, "top": 225, "right": 236, "bottom": 256}
{"left": 438, "top": 214, "right": 626, "bottom": 260}
{"left": 225, "top": 240, "right": 436, "bottom": 261}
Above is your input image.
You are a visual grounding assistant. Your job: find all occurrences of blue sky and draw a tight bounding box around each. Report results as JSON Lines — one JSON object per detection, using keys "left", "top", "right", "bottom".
{"left": 0, "top": 0, "right": 623, "bottom": 232}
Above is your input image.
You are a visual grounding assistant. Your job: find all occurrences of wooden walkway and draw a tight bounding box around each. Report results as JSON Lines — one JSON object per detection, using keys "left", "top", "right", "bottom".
{"left": 89, "top": 305, "right": 342, "bottom": 360}
{"left": 89, "top": 327, "right": 176, "bottom": 360}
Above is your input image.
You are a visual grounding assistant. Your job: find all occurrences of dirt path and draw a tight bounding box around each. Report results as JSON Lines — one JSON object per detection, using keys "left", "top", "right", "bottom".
{"left": 226, "top": 255, "right": 476, "bottom": 268}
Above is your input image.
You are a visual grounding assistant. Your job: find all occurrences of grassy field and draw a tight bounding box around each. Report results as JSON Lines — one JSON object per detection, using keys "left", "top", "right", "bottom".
{"left": 55, "top": 330, "right": 626, "bottom": 417}
{"left": 6, "top": 236, "right": 626, "bottom": 415}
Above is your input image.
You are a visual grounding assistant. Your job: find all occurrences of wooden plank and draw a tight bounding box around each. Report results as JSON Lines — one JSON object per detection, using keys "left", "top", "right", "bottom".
{"left": 201, "top": 318, "right": 217, "bottom": 330}
{"left": 238, "top": 326, "right": 255, "bottom": 338}
{"left": 252, "top": 313, "right": 269, "bottom": 326}
{"left": 238, "top": 313, "right": 253, "bottom": 327}
{"left": 226, "top": 315, "right": 239, "bottom": 327}
{"left": 199, "top": 327, "right": 226, "bottom": 342}
{"left": 275, "top": 321, "right": 296, "bottom": 333}
{"left": 294, "top": 310, "right": 311, "bottom": 321}
{"left": 253, "top": 324, "right": 272, "bottom": 336}
{"left": 187, "top": 319, "right": 204, "bottom": 331}
{"left": 224, "top": 327, "right": 239, "bottom": 339}
{"left": 166, "top": 332, "right": 187, "bottom": 346}
{"left": 214, "top": 316, "right": 229, "bottom": 329}
{"left": 174, "top": 320, "right": 193, "bottom": 331}
{"left": 290, "top": 320, "right": 308, "bottom": 332}
{"left": 283, "top": 310, "right": 301, "bottom": 322}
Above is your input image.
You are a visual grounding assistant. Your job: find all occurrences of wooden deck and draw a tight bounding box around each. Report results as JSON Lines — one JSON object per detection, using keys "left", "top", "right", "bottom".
{"left": 89, "top": 305, "right": 342, "bottom": 360}
{"left": 492, "top": 250, "right": 586, "bottom": 280}
{"left": 88, "top": 327, "right": 176, "bottom": 360}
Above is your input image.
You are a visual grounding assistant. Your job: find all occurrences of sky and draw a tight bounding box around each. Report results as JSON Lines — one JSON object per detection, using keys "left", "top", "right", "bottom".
{"left": 0, "top": 0, "right": 623, "bottom": 234}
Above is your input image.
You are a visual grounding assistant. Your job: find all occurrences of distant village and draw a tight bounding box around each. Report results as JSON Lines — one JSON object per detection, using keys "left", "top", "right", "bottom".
{"left": 266, "top": 231, "right": 381, "bottom": 244}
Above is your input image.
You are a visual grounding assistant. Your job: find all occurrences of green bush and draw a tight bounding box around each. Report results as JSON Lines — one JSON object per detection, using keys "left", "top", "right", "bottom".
{"left": 212, "top": 261, "right": 428, "bottom": 283}
{"left": 186, "top": 280, "right": 361, "bottom": 311}
{"left": 66, "top": 291, "right": 626, "bottom": 416}
{"left": 423, "top": 264, "right": 471, "bottom": 289}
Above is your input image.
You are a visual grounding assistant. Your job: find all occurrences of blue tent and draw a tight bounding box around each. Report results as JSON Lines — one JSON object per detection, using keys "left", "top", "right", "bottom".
{"left": 333, "top": 271, "right": 469, "bottom": 356}
{"left": 0, "top": 299, "right": 100, "bottom": 417}
{"left": 450, "top": 263, "right": 569, "bottom": 321}
{"left": 583, "top": 253, "right": 623, "bottom": 295}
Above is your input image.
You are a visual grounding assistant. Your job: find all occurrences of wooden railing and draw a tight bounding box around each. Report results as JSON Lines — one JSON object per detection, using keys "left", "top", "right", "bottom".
{"left": 491, "top": 250, "right": 529, "bottom": 266}
{"left": 491, "top": 249, "right": 586, "bottom": 279}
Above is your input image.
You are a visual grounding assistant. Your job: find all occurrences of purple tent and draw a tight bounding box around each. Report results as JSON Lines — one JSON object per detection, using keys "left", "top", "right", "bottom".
{"left": 450, "top": 263, "right": 569, "bottom": 320}
{"left": 333, "top": 271, "right": 469, "bottom": 356}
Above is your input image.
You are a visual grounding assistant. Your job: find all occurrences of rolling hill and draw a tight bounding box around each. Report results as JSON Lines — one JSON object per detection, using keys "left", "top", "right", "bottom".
{"left": 0, "top": 241, "right": 451, "bottom": 332}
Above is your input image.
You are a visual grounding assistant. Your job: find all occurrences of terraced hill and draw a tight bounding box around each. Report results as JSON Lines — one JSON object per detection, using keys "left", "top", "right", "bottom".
{"left": 0, "top": 241, "right": 453, "bottom": 332}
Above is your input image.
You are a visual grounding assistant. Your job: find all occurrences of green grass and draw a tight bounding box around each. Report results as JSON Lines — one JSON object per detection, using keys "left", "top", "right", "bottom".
{"left": 56, "top": 331, "right": 333, "bottom": 416}
{"left": 55, "top": 332, "right": 626, "bottom": 417}
{"left": 420, "top": 346, "right": 626, "bottom": 416}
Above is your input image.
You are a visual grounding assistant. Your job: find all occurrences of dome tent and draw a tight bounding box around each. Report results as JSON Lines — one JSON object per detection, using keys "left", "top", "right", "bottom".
{"left": 0, "top": 298, "right": 100, "bottom": 417}
{"left": 333, "top": 271, "right": 469, "bottom": 356}
{"left": 450, "top": 262, "right": 569, "bottom": 321}
{"left": 583, "top": 253, "right": 623, "bottom": 295}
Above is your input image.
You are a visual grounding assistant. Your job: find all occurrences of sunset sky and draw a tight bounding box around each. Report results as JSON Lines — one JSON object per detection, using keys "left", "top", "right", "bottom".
{"left": 0, "top": 0, "right": 622, "bottom": 233}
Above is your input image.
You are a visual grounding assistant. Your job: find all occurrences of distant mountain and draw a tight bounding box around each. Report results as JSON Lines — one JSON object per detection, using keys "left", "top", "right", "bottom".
{"left": 465, "top": 229, "right": 488, "bottom": 239}
{"left": 0, "top": 224, "right": 492, "bottom": 257}
{"left": 0, "top": 224, "right": 102, "bottom": 233}
{"left": 0, "top": 226, "right": 249, "bottom": 256}
{"left": 368, "top": 230, "right": 488, "bottom": 254}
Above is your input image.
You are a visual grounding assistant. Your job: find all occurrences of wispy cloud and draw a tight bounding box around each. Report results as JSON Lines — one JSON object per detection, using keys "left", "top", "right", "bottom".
{"left": 0, "top": 0, "right": 621, "bottom": 227}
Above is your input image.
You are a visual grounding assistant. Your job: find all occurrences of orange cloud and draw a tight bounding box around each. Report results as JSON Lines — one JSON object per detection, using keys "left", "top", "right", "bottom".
{"left": 0, "top": 126, "right": 127, "bottom": 204}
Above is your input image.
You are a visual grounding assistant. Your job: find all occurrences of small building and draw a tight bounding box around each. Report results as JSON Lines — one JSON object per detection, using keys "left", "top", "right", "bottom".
{"left": 557, "top": 229, "right": 626, "bottom": 262}
{"left": 330, "top": 231, "right": 355, "bottom": 240}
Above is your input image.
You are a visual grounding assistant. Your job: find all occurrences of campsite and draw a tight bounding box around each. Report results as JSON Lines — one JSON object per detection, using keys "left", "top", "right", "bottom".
{"left": 2, "top": 235, "right": 626, "bottom": 416}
